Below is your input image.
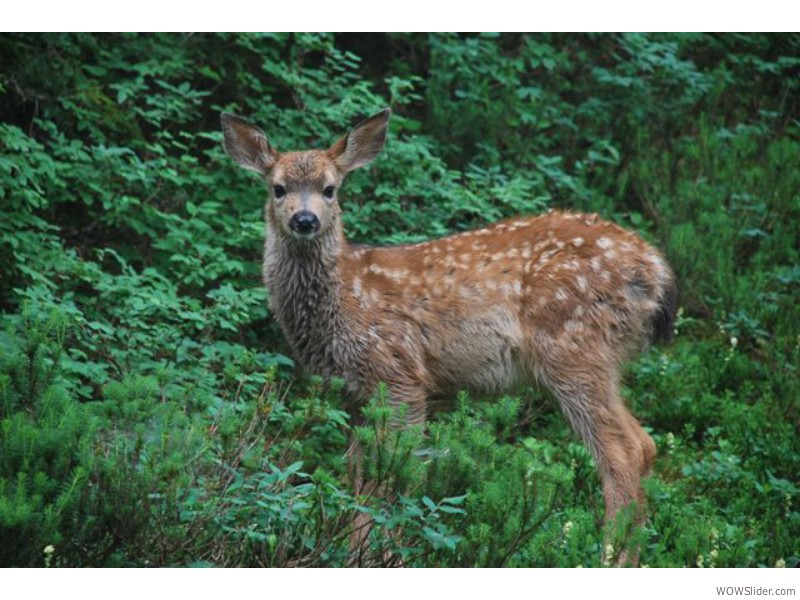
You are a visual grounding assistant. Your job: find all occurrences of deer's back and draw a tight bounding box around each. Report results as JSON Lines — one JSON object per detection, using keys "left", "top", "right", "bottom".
{"left": 339, "top": 211, "right": 673, "bottom": 396}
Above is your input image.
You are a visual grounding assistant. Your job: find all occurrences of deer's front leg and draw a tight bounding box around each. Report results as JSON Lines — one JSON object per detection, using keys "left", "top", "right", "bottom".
{"left": 347, "top": 381, "right": 429, "bottom": 566}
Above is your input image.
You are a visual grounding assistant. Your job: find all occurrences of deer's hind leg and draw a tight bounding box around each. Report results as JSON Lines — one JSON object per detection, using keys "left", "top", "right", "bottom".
{"left": 624, "top": 411, "right": 657, "bottom": 480}
{"left": 536, "top": 349, "right": 650, "bottom": 565}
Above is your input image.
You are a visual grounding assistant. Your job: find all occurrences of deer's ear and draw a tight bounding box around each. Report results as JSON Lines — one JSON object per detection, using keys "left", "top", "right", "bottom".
{"left": 220, "top": 112, "right": 278, "bottom": 174}
{"left": 328, "top": 109, "right": 391, "bottom": 173}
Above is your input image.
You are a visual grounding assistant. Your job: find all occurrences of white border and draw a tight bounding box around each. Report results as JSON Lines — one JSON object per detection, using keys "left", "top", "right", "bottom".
{"left": 7, "top": 567, "right": 800, "bottom": 600}
{"left": 3, "top": 1, "right": 799, "bottom": 32}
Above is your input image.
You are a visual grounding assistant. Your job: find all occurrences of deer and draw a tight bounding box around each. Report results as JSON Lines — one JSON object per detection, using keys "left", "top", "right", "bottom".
{"left": 221, "top": 108, "right": 677, "bottom": 566}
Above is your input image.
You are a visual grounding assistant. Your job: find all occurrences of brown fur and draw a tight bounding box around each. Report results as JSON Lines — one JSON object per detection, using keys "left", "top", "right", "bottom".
{"left": 222, "top": 109, "right": 677, "bottom": 565}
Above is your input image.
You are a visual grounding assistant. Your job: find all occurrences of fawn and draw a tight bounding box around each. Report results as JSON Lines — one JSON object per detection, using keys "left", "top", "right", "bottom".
{"left": 221, "top": 108, "right": 677, "bottom": 565}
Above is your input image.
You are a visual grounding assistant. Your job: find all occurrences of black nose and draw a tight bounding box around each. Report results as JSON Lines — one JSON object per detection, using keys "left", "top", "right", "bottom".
{"left": 289, "top": 211, "right": 320, "bottom": 234}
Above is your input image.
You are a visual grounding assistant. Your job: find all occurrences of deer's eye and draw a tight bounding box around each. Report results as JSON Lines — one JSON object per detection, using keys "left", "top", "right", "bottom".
{"left": 323, "top": 186, "right": 336, "bottom": 200}
{"left": 273, "top": 185, "right": 286, "bottom": 199}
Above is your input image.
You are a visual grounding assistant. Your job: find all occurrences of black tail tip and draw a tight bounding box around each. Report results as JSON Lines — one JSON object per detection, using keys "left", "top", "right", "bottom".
{"left": 651, "top": 277, "right": 678, "bottom": 344}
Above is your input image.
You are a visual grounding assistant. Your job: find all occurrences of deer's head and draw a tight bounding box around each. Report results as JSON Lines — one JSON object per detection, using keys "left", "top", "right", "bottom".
{"left": 221, "top": 109, "right": 391, "bottom": 242}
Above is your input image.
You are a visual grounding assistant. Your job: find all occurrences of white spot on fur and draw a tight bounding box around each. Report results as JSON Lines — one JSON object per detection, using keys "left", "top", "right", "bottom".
{"left": 457, "top": 257, "right": 473, "bottom": 269}
{"left": 572, "top": 237, "right": 585, "bottom": 247}
{"left": 359, "top": 292, "right": 374, "bottom": 309}
{"left": 646, "top": 252, "right": 668, "bottom": 283}
{"left": 596, "top": 237, "right": 613, "bottom": 249}
{"left": 555, "top": 288, "right": 569, "bottom": 301}
{"left": 577, "top": 275, "right": 588, "bottom": 292}
{"left": 367, "top": 264, "right": 410, "bottom": 282}
{"left": 540, "top": 249, "right": 557, "bottom": 263}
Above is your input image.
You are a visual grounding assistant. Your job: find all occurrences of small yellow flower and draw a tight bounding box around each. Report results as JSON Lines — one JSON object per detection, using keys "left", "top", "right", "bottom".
{"left": 562, "top": 521, "right": 573, "bottom": 537}
{"left": 775, "top": 558, "right": 785, "bottom": 568}
{"left": 44, "top": 545, "right": 55, "bottom": 555}
{"left": 603, "top": 544, "right": 615, "bottom": 567}
{"left": 709, "top": 548, "right": 718, "bottom": 568}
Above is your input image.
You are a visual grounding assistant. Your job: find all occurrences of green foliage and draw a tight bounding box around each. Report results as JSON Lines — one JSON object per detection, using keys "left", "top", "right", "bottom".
{"left": 0, "top": 308, "right": 90, "bottom": 566}
{"left": 1, "top": 33, "right": 798, "bottom": 567}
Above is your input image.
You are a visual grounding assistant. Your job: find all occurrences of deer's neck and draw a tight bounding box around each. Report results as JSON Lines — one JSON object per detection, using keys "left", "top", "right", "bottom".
{"left": 263, "top": 218, "right": 361, "bottom": 378}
